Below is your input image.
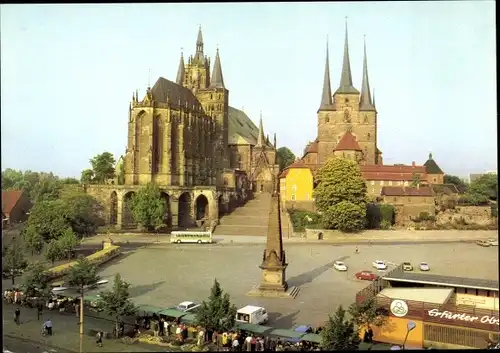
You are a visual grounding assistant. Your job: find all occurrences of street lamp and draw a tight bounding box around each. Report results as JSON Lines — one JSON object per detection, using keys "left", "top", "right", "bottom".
{"left": 402, "top": 321, "right": 416, "bottom": 350}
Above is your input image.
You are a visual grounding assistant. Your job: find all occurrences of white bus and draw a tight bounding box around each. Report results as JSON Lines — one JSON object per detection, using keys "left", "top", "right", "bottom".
{"left": 170, "top": 231, "right": 213, "bottom": 244}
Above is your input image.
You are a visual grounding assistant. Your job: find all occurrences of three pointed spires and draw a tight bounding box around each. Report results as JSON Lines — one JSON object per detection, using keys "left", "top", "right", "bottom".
{"left": 359, "top": 36, "right": 375, "bottom": 111}
{"left": 209, "top": 47, "right": 225, "bottom": 89}
{"left": 336, "top": 19, "right": 359, "bottom": 94}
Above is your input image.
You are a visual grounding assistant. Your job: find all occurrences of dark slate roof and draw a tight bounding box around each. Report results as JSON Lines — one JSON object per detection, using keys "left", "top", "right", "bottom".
{"left": 151, "top": 77, "right": 203, "bottom": 110}
{"left": 383, "top": 271, "right": 499, "bottom": 291}
{"left": 423, "top": 153, "right": 444, "bottom": 174}
{"left": 319, "top": 41, "right": 333, "bottom": 111}
{"left": 336, "top": 22, "right": 359, "bottom": 95}
{"left": 359, "top": 39, "right": 375, "bottom": 111}
{"left": 209, "top": 49, "right": 225, "bottom": 89}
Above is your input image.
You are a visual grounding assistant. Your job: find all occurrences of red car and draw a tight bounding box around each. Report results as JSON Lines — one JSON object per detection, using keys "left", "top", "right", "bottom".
{"left": 355, "top": 271, "right": 378, "bottom": 281}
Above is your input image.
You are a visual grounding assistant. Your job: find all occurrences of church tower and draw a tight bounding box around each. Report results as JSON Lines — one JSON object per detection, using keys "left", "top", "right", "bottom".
{"left": 183, "top": 26, "right": 211, "bottom": 93}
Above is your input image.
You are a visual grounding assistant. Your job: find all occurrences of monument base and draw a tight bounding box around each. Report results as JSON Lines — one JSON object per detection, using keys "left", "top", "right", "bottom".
{"left": 246, "top": 285, "right": 300, "bottom": 299}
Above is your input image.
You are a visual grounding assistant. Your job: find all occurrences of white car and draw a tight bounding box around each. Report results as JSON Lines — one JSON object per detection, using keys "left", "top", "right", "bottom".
{"left": 372, "top": 260, "right": 387, "bottom": 270}
{"left": 333, "top": 261, "right": 348, "bottom": 271}
{"left": 488, "top": 239, "right": 498, "bottom": 246}
{"left": 176, "top": 301, "right": 200, "bottom": 312}
{"left": 419, "top": 262, "right": 430, "bottom": 271}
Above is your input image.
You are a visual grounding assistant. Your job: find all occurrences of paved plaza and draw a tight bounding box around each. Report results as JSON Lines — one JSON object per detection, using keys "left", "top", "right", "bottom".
{"left": 89, "top": 242, "right": 499, "bottom": 329}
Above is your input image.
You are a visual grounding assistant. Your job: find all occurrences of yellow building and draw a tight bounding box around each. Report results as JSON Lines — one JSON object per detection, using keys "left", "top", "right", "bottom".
{"left": 279, "top": 160, "right": 315, "bottom": 210}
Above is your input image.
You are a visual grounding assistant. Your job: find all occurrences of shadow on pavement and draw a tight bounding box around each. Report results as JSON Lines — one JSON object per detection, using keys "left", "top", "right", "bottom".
{"left": 128, "top": 281, "right": 166, "bottom": 299}
{"left": 287, "top": 260, "right": 338, "bottom": 287}
{"left": 268, "top": 310, "right": 300, "bottom": 329}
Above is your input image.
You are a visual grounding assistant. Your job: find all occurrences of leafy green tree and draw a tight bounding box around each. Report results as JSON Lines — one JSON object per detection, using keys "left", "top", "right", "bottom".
{"left": 23, "top": 225, "right": 44, "bottom": 255}
{"left": 276, "top": 147, "right": 296, "bottom": 171}
{"left": 348, "top": 297, "right": 388, "bottom": 333}
{"left": 23, "top": 262, "right": 51, "bottom": 298}
{"left": 97, "top": 274, "right": 136, "bottom": 336}
{"left": 129, "top": 184, "right": 166, "bottom": 230}
{"left": 321, "top": 305, "right": 361, "bottom": 351}
{"left": 195, "top": 279, "right": 237, "bottom": 333}
{"left": 57, "top": 227, "right": 80, "bottom": 260}
{"left": 25, "top": 200, "right": 70, "bottom": 242}
{"left": 59, "top": 189, "right": 105, "bottom": 236}
{"left": 61, "top": 177, "right": 80, "bottom": 185}
{"left": 1, "top": 168, "right": 24, "bottom": 190}
{"left": 81, "top": 169, "right": 95, "bottom": 184}
{"left": 443, "top": 174, "right": 468, "bottom": 193}
{"left": 31, "top": 172, "right": 63, "bottom": 202}
{"left": 3, "top": 240, "right": 28, "bottom": 285}
{"left": 313, "top": 157, "right": 367, "bottom": 231}
{"left": 90, "top": 152, "right": 116, "bottom": 183}
{"left": 68, "top": 258, "right": 100, "bottom": 325}
{"left": 468, "top": 174, "right": 497, "bottom": 201}
{"left": 322, "top": 201, "right": 366, "bottom": 232}
{"left": 45, "top": 239, "right": 63, "bottom": 265}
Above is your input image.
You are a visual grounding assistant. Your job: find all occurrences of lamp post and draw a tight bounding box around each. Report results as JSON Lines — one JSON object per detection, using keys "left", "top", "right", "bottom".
{"left": 402, "top": 321, "right": 416, "bottom": 350}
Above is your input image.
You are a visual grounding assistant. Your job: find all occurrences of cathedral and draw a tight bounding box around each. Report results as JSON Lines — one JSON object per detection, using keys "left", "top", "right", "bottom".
{"left": 87, "top": 27, "right": 279, "bottom": 229}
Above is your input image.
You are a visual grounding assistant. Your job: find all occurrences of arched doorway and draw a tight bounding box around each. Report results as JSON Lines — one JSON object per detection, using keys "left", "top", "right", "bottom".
{"left": 123, "top": 191, "right": 136, "bottom": 228}
{"left": 195, "top": 194, "right": 209, "bottom": 222}
{"left": 218, "top": 195, "right": 224, "bottom": 218}
{"left": 110, "top": 191, "right": 118, "bottom": 225}
{"left": 178, "top": 192, "right": 192, "bottom": 229}
{"left": 160, "top": 192, "right": 171, "bottom": 228}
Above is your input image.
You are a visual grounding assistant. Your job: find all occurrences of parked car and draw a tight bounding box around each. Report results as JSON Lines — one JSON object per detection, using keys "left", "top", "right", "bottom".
{"left": 487, "top": 239, "right": 498, "bottom": 246}
{"left": 333, "top": 261, "right": 348, "bottom": 271}
{"left": 355, "top": 271, "right": 378, "bottom": 281}
{"left": 477, "top": 240, "right": 491, "bottom": 247}
{"left": 372, "top": 260, "right": 387, "bottom": 270}
{"left": 402, "top": 262, "right": 413, "bottom": 271}
{"left": 176, "top": 301, "right": 200, "bottom": 312}
{"left": 419, "top": 262, "right": 430, "bottom": 271}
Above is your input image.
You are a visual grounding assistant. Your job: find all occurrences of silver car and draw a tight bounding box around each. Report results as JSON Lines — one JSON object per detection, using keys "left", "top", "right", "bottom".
{"left": 419, "top": 262, "right": 430, "bottom": 271}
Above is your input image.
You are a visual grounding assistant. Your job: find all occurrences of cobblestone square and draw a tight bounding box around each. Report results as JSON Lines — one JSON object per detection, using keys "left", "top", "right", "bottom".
{"left": 89, "top": 242, "right": 499, "bottom": 328}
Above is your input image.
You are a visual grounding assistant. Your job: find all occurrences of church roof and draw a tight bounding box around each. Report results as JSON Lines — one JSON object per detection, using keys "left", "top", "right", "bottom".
{"left": 228, "top": 107, "right": 274, "bottom": 147}
{"left": 151, "top": 77, "right": 203, "bottom": 110}
{"left": 423, "top": 153, "right": 444, "bottom": 174}
{"left": 305, "top": 140, "right": 319, "bottom": 154}
{"left": 335, "top": 131, "right": 361, "bottom": 151}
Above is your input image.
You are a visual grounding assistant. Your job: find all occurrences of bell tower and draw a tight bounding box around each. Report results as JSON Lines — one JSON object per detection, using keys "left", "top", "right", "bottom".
{"left": 183, "top": 26, "right": 211, "bottom": 94}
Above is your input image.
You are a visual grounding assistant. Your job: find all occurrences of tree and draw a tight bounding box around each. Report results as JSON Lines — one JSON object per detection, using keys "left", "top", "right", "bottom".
{"left": 90, "top": 152, "right": 116, "bottom": 183}
{"left": 23, "top": 225, "right": 44, "bottom": 255}
{"left": 59, "top": 189, "right": 105, "bottom": 236}
{"left": 97, "top": 274, "right": 136, "bottom": 336}
{"left": 443, "top": 174, "right": 468, "bottom": 193}
{"left": 45, "top": 239, "right": 63, "bottom": 265}
{"left": 3, "top": 240, "right": 28, "bottom": 285}
{"left": 57, "top": 227, "right": 80, "bottom": 261}
{"left": 67, "top": 258, "right": 100, "bottom": 297}
{"left": 129, "top": 184, "right": 167, "bottom": 231}
{"left": 313, "top": 157, "right": 367, "bottom": 231}
{"left": 61, "top": 177, "right": 80, "bottom": 185}
{"left": 321, "top": 305, "right": 361, "bottom": 351}
{"left": 468, "top": 174, "right": 497, "bottom": 201}
{"left": 24, "top": 262, "right": 51, "bottom": 298}
{"left": 195, "top": 279, "right": 237, "bottom": 333}
{"left": 276, "top": 147, "right": 296, "bottom": 171}
{"left": 81, "top": 169, "right": 95, "bottom": 184}
{"left": 348, "top": 297, "right": 388, "bottom": 333}
{"left": 31, "top": 172, "right": 63, "bottom": 202}
{"left": 26, "top": 200, "right": 70, "bottom": 242}
{"left": 322, "top": 201, "right": 366, "bottom": 232}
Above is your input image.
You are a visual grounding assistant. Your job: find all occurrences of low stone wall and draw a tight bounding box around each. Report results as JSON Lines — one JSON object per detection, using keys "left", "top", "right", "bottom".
{"left": 437, "top": 206, "right": 494, "bottom": 226}
{"left": 46, "top": 243, "right": 121, "bottom": 281}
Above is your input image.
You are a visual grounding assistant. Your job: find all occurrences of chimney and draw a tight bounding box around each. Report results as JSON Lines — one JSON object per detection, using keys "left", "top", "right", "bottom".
{"left": 412, "top": 161, "right": 415, "bottom": 167}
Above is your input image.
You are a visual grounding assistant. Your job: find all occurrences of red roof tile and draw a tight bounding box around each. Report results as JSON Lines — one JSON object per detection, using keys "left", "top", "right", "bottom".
{"left": 306, "top": 141, "right": 318, "bottom": 154}
{"left": 279, "top": 169, "right": 289, "bottom": 178}
{"left": 335, "top": 131, "right": 362, "bottom": 151}
{"left": 2, "top": 190, "right": 24, "bottom": 214}
{"left": 360, "top": 164, "right": 426, "bottom": 173}
{"left": 381, "top": 186, "right": 434, "bottom": 197}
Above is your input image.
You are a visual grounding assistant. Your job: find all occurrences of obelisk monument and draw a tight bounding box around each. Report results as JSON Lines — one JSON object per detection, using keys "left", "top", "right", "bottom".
{"left": 247, "top": 189, "right": 299, "bottom": 299}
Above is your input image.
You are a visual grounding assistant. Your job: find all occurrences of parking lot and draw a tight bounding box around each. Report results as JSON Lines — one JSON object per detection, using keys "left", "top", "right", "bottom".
{"left": 89, "top": 242, "right": 499, "bottom": 329}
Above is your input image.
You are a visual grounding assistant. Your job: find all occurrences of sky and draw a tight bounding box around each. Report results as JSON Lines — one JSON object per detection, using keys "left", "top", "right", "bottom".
{"left": 1, "top": 2, "right": 497, "bottom": 179}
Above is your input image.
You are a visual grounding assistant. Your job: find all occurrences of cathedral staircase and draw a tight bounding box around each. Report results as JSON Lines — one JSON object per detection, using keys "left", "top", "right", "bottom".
{"left": 214, "top": 193, "right": 273, "bottom": 237}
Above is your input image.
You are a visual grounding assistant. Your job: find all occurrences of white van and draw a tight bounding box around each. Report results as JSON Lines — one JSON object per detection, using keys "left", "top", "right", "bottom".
{"left": 236, "top": 305, "right": 269, "bottom": 325}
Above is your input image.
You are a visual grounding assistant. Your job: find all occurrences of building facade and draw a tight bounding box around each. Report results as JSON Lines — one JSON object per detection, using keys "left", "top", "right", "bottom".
{"left": 86, "top": 27, "right": 279, "bottom": 229}
{"left": 1, "top": 190, "right": 32, "bottom": 227}
{"left": 279, "top": 24, "right": 446, "bottom": 211}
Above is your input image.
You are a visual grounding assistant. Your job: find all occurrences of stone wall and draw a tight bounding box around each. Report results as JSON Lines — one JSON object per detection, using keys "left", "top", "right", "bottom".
{"left": 436, "top": 205, "right": 494, "bottom": 226}
{"left": 284, "top": 200, "right": 316, "bottom": 212}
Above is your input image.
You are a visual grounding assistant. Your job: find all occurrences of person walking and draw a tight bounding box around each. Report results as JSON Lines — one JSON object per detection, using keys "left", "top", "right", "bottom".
{"left": 43, "top": 318, "right": 53, "bottom": 336}
{"left": 96, "top": 331, "right": 103, "bottom": 347}
{"left": 14, "top": 307, "right": 20, "bottom": 325}
{"left": 153, "top": 320, "right": 159, "bottom": 337}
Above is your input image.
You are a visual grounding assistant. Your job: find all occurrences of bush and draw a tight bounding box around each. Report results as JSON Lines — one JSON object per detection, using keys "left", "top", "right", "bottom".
{"left": 288, "top": 209, "right": 322, "bottom": 232}
{"left": 366, "top": 204, "right": 395, "bottom": 229}
{"left": 458, "top": 194, "right": 489, "bottom": 206}
{"left": 414, "top": 212, "right": 435, "bottom": 223}
{"left": 379, "top": 219, "right": 391, "bottom": 230}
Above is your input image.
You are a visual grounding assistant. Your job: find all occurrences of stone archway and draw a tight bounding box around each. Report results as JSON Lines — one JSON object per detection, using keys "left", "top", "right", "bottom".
{"left": 160, "top": 192, "right": 171, "bottom": 228}
{"left": 123, "top": 191, "right": 136, "bottom": 228}
{"left": 178, "top": 192, "right": 192, "bottom": 229}
{"left": 110, "top": 191, "right": 118, "bottom": 225}
{"left": 195, "top": 194, "right": 209, "bottom": 222}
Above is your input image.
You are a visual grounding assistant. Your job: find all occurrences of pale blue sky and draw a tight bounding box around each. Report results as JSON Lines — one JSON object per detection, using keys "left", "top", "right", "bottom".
{"left": 1, "top": 2, "right": 496, "bottom": 179}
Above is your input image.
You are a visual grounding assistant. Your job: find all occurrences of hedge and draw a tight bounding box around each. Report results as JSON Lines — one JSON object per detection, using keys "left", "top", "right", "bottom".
{"left": 46, "top": 245, "right": 121, "bottom": 280}
{"left": 366, "top": 203, "right": 395, "bottom": 229}
{"left": 288, "top": 209, "right": 322, "bottom": 232}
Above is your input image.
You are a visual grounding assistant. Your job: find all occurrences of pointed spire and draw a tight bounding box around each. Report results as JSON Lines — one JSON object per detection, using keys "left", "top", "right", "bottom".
{"left": 197, "top": 25, "right": 203, "bottom": 45}
{"left": 195, "top": 25, "right": 204, "bottom": 62}
{"left": 273, "top": 133, "right": 277, "bottom": 149}
{"left": 372, "top": 88, "right": 376, "bottom": 108}
{"left": 359, "top": 36, "right": 375, "bottom": 111}
{"left": 209, "top": 47, "right": 225, "bottom": 89}
{"left": 336, "top": 18, "right": 359, "bottom": 94}
{"left": 256, "top": 111, "right": 265, "bottom": 147}
{"left": 176, "top": 51, "right": 185, "bottom": 85}
{"left": 319, "top": 37, "right": 333, "bottom": 111}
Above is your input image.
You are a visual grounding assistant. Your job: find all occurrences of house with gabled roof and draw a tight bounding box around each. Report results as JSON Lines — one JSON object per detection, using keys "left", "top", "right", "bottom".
{"left": 2, "top": 190, "right": 32, "bottom": 226}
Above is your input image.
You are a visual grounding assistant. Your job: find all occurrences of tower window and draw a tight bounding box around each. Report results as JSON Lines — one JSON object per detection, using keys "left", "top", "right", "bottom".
{"left": 367, "top": 133, "right": 371, "bottom": 140}
{"left": 210, "top": 94, "right": 213, "bottom": 100}
{"left": 345, "top": 98, "right": 349, "bottom": 103}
